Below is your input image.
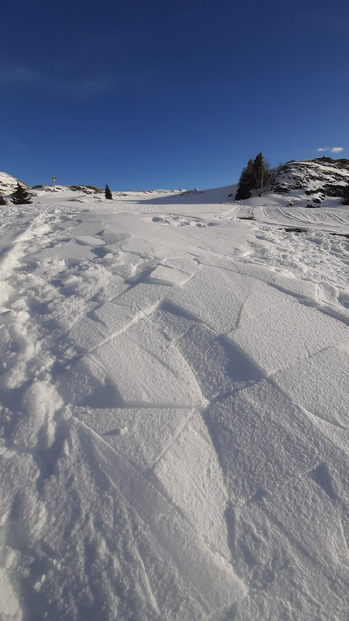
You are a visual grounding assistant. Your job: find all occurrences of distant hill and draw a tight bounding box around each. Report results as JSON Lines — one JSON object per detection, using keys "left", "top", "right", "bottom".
{"left": 2, "top": 157, "right": 349, "bottom": 207}
{"left": 32, "top": 184, "right": 103, "bottom": 194}
{"left": 0, "top": 173, "right": 103, "bottom": 198}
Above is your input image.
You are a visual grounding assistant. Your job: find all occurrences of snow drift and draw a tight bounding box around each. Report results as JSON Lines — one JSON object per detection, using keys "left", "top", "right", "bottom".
{"left": 0, "top": 171, "right": 349, "bottom": 620}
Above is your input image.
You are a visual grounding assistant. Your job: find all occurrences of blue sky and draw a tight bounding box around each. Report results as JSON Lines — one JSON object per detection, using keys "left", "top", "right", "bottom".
{"left": 1, "top": 0, "right": 348, "bottom": 190}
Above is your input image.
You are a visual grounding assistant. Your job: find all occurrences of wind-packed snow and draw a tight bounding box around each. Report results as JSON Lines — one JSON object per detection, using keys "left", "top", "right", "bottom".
{"left": 0, "top": 167, "right": 349, "bottom": 620}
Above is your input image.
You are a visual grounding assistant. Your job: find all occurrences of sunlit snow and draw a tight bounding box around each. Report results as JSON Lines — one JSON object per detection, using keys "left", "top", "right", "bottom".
{"left": 0, "top": 166, "right": 349, "bottom": 619}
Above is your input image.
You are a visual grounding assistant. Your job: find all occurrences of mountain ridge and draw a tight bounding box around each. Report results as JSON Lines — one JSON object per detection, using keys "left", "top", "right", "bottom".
{"left": 1, "top": 156, "right": 349, "bottom": 208}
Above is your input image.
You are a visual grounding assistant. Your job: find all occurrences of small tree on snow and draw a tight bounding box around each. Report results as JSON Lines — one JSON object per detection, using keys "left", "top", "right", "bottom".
{"left": 235, "top": 153, "right": 270, "bottom": 200}
{"left": 343, "top": 184, "right": 349, "bottom": 206}
{"left": 11, "top": 183, "right": 32, "bottom": 205}
{"left": 253, "top": 153, "right": 270, "bottom": 195}
{"left": 235, "top": 159, "right": 254, "bottom": 200}
{"left": 105, "top": 184, "right": 112, "bottom": 200}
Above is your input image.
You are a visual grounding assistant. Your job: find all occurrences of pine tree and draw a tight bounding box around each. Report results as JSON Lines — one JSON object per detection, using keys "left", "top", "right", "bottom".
{"left": 235, "top": 159, "right": 254, "bottom": 200}
{"left": 235, "top": 153, "right": 270, "bottom": 200}
{"left": 343, "top": 184, "right": 349, "bottom": 206}
{"left": 0, "top": 193, "right": 6, "bottom": 205}
{"left": 253, "top": 153, "right": 270, "bottom": 195}
{"left": 11, "top": 183, "right": 32, "bottom": 205}
{"left": 105, "top": 184, "right": 112, "bottom": 200}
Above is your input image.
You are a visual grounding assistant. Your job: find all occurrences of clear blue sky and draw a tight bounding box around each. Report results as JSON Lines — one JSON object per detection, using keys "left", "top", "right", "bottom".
{"left": 1, "top": 0, "right": 348, "bottom": 190}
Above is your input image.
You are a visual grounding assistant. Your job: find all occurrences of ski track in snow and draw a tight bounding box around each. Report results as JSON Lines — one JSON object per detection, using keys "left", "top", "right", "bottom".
{"left": 0, "top": 188, "right": 349, "bottom": 619}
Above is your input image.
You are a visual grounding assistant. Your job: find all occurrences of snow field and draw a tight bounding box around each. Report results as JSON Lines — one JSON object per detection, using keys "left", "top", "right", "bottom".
{"left": 0, "top": 182, "right": 348, "bottom": 619}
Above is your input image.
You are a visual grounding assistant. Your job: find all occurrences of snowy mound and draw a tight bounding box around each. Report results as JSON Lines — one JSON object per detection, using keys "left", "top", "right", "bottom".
{"left": 271, "top": 157, "right": 349, "bottom": 207}
{"left": 32, "top": 184, "right": 104, "bottom": 195}
{"left": 0, "top": 172, "right": 29, "bottom": 196}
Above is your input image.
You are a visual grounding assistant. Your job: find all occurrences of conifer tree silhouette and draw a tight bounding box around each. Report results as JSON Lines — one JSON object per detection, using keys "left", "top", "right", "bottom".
{"left": 105, "top": 184, "right": 113, "bottom": 199}
{"left": 11, "top": 183, "right": 32, "bottom": 205}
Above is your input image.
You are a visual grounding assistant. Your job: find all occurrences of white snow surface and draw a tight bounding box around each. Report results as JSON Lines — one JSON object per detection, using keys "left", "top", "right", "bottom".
{"left": 0, "top": 179, "right": 349, "bottom": 620}
{"left": 0, "top": 172, "right": 32, "bottom": 198}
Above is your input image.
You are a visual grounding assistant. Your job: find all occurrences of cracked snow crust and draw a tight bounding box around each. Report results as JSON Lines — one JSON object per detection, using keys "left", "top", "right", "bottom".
{"left": 0, "top": 182, "right": 349, "bottom": 620}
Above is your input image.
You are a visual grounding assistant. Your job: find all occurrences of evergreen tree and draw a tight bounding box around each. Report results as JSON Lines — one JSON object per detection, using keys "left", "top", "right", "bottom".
{"left": 343, "top": 184, "right": 349, "bottom": 206}
{"left": 105, "top": 184, "right": 112, "bottom": 200}
{"left": 235, "top": 153, "right": 270, "bottom": 200}
{"left": 11, "top": 183, "right": 32, "bottom": 205}
{"left": 235, "top": 159, "right": 254, "bottom": 200}
{"left": 0, "top": 193, "right": 6, "bottom": 205}
{"left": 253, "top": 152, "right": 270, "bottom": 195}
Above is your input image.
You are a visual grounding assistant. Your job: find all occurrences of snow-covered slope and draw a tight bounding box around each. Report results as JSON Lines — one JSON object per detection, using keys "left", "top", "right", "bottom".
{"left": 0, "top": 177, "right": 349, "bottom": 620}
{"left": 0, "top": 172, "right": 29, "bottom": 196}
